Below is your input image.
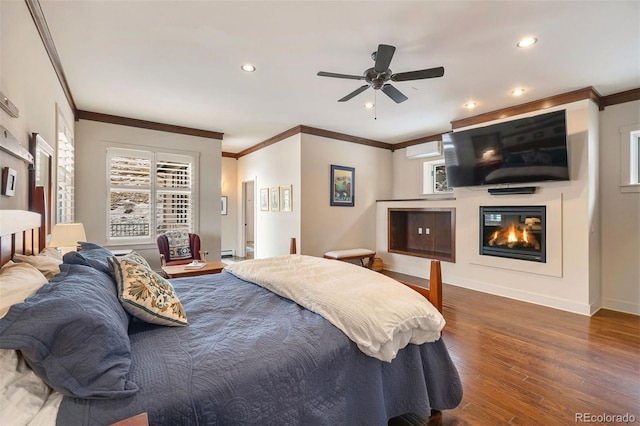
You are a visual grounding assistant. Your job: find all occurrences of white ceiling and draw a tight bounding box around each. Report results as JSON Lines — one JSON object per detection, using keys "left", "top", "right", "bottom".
{"left": 39, "top": 1, "right": 640, "bottom": 154}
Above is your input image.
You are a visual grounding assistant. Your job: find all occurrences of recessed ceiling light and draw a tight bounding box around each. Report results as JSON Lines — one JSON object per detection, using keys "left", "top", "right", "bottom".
{"left": 364, "top": 102, "right": 375, "bottom": 109}
{"left": 464, "top": 102, "right": 477, "bottom": 109}
{"left": 517, "top": 37, "right": 537, "bottom": 48}
{"left": 241, "top": 64, "right": 256, "bottom": 72}
{"left": 512, "top": 88, "right": 526, "bottom": 96}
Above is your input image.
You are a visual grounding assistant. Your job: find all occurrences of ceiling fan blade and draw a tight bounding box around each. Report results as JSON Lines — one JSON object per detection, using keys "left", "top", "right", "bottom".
{"left": 381, "top": 84, "right": 408, "bottom": 103}
{"left": 391, "top": 66, "right": 445, "bottom": 82}
{"left": 317, "top": 71, "right": 365, "bottom": 80}
{"left": 374, "top": 44, "right": 396, "bottom": 73}
{"left": 338, "top": 85, "right": 369, "bottom": 102}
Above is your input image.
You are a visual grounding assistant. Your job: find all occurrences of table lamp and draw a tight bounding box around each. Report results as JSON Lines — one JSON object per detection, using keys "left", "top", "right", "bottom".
{"left": 48, "top": 223, "right": 87, "bottom": 255}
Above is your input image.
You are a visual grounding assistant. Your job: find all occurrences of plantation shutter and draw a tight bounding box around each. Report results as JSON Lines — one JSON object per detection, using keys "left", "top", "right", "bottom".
{"left": 156, "top": 153, "right": 194, "bottom": 234}
{"left": 56, "top": 131, "right": 75, "bottom": 223}
{"left": 106, "top": 147, "right": 197, "bottom": 244}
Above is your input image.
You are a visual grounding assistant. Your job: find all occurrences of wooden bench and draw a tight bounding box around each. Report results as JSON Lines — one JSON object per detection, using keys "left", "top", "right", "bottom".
{"left": 323, "top": 248, "right": 376, "bottom": 269}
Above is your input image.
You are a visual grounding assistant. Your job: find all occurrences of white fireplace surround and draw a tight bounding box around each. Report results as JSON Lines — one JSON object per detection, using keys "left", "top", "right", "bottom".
{"left": 470, "top": 196, "right": 563, "bottom": 277}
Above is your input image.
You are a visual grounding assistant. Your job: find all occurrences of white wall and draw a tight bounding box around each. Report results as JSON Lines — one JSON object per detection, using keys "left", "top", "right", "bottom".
{"left": 237, "top": 134, "right": 302, "bottom": 258}
{"left": 0, "top": 1, "right": 74, "bottom": 212}
{"left": 599, "top": 100, "right": 640, "bottom": 315}
{"left": 380, "top": 100, "right": 601, "bottom": 315}
{"left": 74, "top": 119, "right": 222, "bottom": 270}
{"left": 301, "top": 134, "right": 393, "bottom": 257}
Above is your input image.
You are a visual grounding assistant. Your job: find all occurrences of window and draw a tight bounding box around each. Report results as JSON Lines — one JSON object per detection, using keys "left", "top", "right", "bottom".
{"left": 56, "top": 111, "right": 74, "bottom": 224}
{"left": 619, "top": 124, "right": 640, "bottom": 193}
{"left": 107, "top": 147, "right": 198, "bottom": 244}
{"left": 422, "top": 159, "right": 453, "bottom": 194}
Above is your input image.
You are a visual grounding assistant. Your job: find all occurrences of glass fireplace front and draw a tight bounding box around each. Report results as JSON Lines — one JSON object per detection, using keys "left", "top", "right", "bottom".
{"left": 479, "top": 206, "right": 546, "bottom": 262}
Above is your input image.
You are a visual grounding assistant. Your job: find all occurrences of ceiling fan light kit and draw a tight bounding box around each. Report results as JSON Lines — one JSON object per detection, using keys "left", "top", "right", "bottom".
{"left": 317, "top": 44, "right": 444, "bottom": 104}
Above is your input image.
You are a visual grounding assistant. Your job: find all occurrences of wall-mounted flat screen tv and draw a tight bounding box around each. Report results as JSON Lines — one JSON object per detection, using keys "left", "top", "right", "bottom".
{"left": 442, "top": 110, "right": 569, "bottom": 187}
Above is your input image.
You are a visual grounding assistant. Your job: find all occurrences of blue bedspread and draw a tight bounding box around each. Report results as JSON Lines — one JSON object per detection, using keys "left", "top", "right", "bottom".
{"left": 57, "top": 271, "right": 462, "bottom": 425}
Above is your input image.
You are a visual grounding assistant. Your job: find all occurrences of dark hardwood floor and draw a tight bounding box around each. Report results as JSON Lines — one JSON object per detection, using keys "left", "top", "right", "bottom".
{"left": 387, "top": 275, "right": 639, "bottom": 425}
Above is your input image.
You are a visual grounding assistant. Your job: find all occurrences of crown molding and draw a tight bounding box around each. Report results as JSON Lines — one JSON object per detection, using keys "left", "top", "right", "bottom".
{"left": 450, "top": 87, "right": 601, "bottom": 130}
{"left": 299, "top": 126, "right": 392, "bottom": 150}
{"left": 76, "top": 110, "right": 224, "bottom": 140}
{"left": 25, "top": 0, "right": 77, "bottom": 116}
{"left": 235, "top": 125, "right": 390, "bottom": 159}
{"left": 601, "top": 88, "right": 640, "bottom": 109}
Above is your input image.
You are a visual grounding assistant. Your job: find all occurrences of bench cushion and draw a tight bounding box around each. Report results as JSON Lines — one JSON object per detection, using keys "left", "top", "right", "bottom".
{"left": 324, "top": 249, "right": 375, "bottom": 259}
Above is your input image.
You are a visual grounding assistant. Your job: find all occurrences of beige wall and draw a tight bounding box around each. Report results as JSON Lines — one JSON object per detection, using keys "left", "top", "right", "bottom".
{"left": 0, "top": 1, "right": 74, "bottom": 212}
{"left": 599, "top": 100, "right": 640, "bottom": 315}
{"left": 236, "top": 132, "right": 393, "bottom": 259}
{"left": 300, "top": 134, "right": 393, "bottom": 257}
{"left": 74, "top": 119, "right": 222, "bottom": 270}
{"left": 381, "top": 100, "right": 601, "bottom": 315}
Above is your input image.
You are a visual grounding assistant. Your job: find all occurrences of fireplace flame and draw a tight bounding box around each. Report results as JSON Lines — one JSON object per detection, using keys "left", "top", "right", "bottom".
{"left": 507, "top": 224, "right": 518, "bottom": 243}
{"left": 488, "top": 222, "right": 540, "bottom": 250}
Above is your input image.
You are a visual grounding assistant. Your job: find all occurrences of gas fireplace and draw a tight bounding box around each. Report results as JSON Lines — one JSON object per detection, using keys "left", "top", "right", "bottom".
{"left": 479, "top": 206, "right": 546, "bottom": 262}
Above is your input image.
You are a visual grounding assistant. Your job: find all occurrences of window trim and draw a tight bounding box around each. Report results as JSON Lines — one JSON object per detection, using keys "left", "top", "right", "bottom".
{"left": 105, "top": 143, "right": 200, "bottom": 245}
{"left": 619, "top": 124, "right": 640, "bottom": 193}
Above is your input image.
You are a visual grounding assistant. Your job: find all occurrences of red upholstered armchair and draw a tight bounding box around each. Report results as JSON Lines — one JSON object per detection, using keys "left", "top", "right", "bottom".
{"left": 156, "top": 231, "right": 208, "bottom": 266}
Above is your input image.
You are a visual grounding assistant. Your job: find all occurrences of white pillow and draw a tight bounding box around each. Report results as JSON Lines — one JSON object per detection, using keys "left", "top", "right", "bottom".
{"left": 0, "top": 349, "right": 51, "bottom": 426}
{"left": 36, "top": 248, "right": 63, "bottom": 263}
{"left": 0, "top": 262, "right": 48, "bottom": 318}
{"left": 12, "top": 253, "right": 62, "bottom": 281}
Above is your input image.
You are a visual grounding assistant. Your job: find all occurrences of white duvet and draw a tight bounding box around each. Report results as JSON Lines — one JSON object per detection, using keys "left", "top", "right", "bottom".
{"left": 224, "top": 255, "right": 445, "bottom": 362}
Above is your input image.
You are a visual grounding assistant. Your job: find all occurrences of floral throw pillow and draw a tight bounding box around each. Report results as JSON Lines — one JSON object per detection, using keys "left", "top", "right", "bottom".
{"left": 164, "top": 230, "right": 191, "bottom": 260}
{"left": 108, "top": 256, "right": 187, "bottom": 326}
{"left": 119, "top": 251, "right": 151, "bottom": 269}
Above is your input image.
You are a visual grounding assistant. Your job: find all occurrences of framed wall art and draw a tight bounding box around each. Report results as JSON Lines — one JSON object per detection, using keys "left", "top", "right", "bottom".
{"left": 280, "top": 185, "right": 292, "bottom": 212}
{"left": 330, "top": 165, "right": 354, "bottom": 207}
{"left": 270, "top": 187, "right": 280, "bottom": 212}
{"left": 260, "top": 188, "right": 269, "bottom": 211}
{"left": 1, "top": 167, "right": 17, "bottom": 197}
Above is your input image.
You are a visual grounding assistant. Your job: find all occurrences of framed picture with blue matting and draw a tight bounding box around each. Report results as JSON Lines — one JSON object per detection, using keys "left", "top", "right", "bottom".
{"left": 330, "top": 165, "right": 354, "bottom": 207}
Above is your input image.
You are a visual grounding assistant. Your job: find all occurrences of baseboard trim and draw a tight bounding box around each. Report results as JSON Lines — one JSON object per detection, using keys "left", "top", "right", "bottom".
{"left": 446, "top": 278, "right": 593, "bottom": 316}
{"left": 601, "top": 298, "right": 640, "bottom": 316}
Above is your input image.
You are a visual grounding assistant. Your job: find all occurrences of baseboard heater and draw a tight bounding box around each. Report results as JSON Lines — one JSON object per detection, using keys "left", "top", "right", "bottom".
{"left": 488, "top": 186, "right": 537, "bottom": 195}
{"left": 221, "top": 249, "right": 235, "bottom": 257}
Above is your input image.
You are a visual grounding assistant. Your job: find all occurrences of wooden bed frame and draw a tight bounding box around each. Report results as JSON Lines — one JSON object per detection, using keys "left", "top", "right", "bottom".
{"left": 289, "top": 238, "right": 443, "bottom": 313}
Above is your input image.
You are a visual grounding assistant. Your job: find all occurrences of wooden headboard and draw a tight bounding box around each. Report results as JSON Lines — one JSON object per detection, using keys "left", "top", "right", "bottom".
{"left": 0, "top": 210, "right": 43, "bottom": 267}
{"left": 0, "top": 185, "right": 47, "bottom": 267}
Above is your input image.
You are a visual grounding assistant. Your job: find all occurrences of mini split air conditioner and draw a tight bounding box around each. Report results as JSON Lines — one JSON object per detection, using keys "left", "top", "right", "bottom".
{"left": 405, "top": 141, "right": 441, "bottom": 159}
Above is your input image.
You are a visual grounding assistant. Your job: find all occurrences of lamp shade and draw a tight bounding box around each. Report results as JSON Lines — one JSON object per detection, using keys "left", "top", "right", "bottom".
{"left": 48, "top": 223, "right": 87, "bottom": 253}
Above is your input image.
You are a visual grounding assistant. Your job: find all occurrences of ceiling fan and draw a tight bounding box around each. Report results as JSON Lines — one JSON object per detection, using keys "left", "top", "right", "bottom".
{"left": 317, "top": 44, "right": 444, "bottom": 104}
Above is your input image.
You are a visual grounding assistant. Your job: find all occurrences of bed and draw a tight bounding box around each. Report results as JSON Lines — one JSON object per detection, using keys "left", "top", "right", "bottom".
{"left": 0, "top": 209, "right": 462, "bottom": 426}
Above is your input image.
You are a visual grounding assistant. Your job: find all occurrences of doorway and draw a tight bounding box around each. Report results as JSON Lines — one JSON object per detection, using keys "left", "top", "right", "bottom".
{"left": 242, "top": 180, "right": 255, "bottom": 259}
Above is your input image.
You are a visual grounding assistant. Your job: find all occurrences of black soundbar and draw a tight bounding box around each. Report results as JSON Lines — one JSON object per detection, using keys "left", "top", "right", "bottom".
{"left": 488, "top": 186, "right": 537, "bottom": 195}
